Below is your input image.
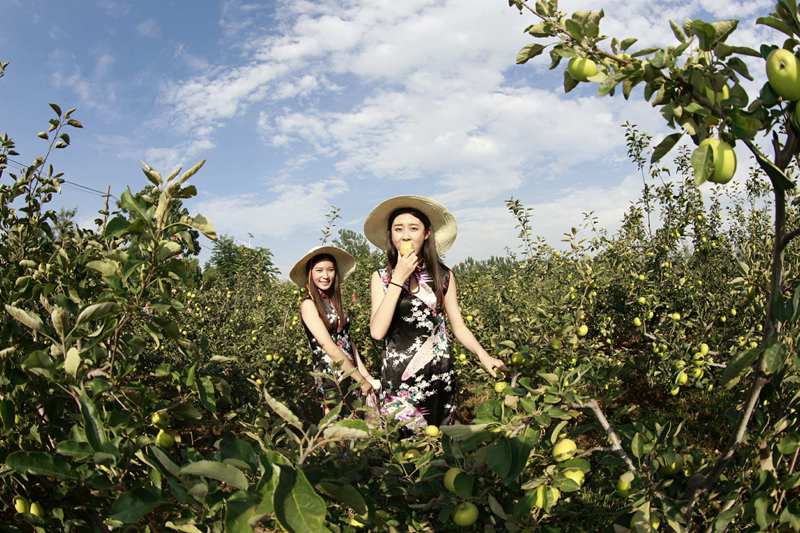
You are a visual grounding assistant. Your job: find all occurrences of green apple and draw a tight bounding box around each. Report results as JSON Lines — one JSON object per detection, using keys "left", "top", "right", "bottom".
{"left": 704, "top": 84, "right": 729, "bottom": 106}
{"left": 563, "top": 468, "right": 585, "bottom": 487}
{"left": 692, "top": 367, "right": 704, "bottom": 379}
{"left": 494, "top": 382, "right": 508, "bottom": 394}
{"left": 552, "top": 438, "right": 577, "bottom": 462}
{"left": 637, "top": 296, "right": 646, "bottom": 305}
{"left": 13, "top": 496, "right": 29, "bottom": 514}
{"left": 697, "top": 138, "right": 737, "bottom": 184}
{"left": 533, "top": 485, "right": 561, "bottom": 509}
{"left": 577, "top": 324, "right": 588, "bottom": 337}
{"left": 29, "top": 501, "right": 44, "bottom": 517}
{"left": 155, "top": 429, "right": 176, "bottom": 449}
{"left": 670, "top": 386, "right": 680, "bottom": 396}
{"left": 403, "top": 449, "right": 421, "bottom": 461}
{"left": 767, "top": 49, "right": 800, "bottom": 100}
{"left": 550, "top": 339, "right": 562, "bottom": 350}
{"left": 452, "top": 502, "right": 479, "bottom": 527}
{"left": 677, "top": 371, "right": 688, "bottom": 385}
{"left": 150, "top": 411, "right": 170, "bottom": 428}
{"left": 511, "top": 352, "right": 524, "bottom": 365}
{"left": 424, "top": 425, "right": 440, "bottom": 438}
{"left": 443, "top": 467, "right": 462, "bottom": 493}
{"left": 616, "top": 472, "right": 633, "bottom": 494}
{"left": 567, "top": 57, "right": 598, "bottom": 82}
{"left": 633, "top": 317, "right": 642, "bottom": 327}
{"left": 699, "top": 343, "right": 709, "bottom": 356}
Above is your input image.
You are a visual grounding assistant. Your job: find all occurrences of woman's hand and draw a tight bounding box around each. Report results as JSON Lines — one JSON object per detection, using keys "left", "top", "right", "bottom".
{"left": 360, "top": 379, "right": 374, "bottom": 396}
{"left": 391, "top": 249, "right": 419, "bottom": 284}
{"left": 478, "top": 354, "right": 507, "bottom": 378}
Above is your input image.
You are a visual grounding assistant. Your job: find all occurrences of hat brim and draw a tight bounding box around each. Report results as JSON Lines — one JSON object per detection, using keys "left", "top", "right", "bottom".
{"left": 363, "top": 195, "right": 457, "bottom": 253}
{"left": 289, "top": 246, "right": 356, "bottom": 288}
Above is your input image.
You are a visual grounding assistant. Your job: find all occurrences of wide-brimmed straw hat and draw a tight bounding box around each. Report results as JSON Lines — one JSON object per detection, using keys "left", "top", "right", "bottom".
{"left": 289, "top": 246, "right": 356, "bottom": 288}
{"left": 363, "top": 195, "right": 457, "bottom": 253}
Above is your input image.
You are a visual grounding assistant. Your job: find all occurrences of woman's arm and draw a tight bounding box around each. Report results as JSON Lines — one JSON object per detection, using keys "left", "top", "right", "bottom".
{"left": 443, "top": 273, "right": 506, "bottom": 378}
{"left": 300, "top": 299, "right": 372, "bottom": 392}
{"left": 369, "top": 253, "right": 418, "bottom": 339}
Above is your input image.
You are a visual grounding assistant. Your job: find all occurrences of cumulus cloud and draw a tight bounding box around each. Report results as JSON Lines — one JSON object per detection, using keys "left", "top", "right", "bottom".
{"left": 136, "top": 19, "right": 160, "bottom": 38}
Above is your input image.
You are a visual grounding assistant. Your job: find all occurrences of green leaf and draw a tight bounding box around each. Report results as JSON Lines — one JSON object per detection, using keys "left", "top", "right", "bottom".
{"left": 691, "top": 144, "right": 713, "bottom": 186}
{"left": 777, "top": 433, "right": 800, "bottom": 455}
{"left": 488, "top": 494, "right": 509, "bottom": 519}
{"left": 780, "top": 505, "right": 800, "bottom": 530}
{"left": 742, "top": 139, "right": 795, "bottom": 190}
{"left": 651, "top": 133, "right": 683, "bottom": 164}
{"left": 56, "top": 440, "right": 93, "bottom": 459}
{"left": 486, "top": 437, "right": 512, "bottom": 480}
{"left": 119, "top": 189, "right": 150, "bottom": 222}
{"left": 564, "top": 70, "right": 579, "bottom": 93}
{"left": 757, "top": 16, "right": 795, "bottom": 37}
{"left": 322, "top": 421, "right": 369, "bottom": 441}
{"left": 77, "top": 388, "right": 109, "bottom": 453}
{"left": 176, "top": 159, "right": 206, "bottom": 185}
{"left": 197, "top": 375, "right": 217, "bottom": 412}
{"left": 180, "top": 460, "right": 249, "bottom": 490}
{"left": 516, "top": 44, "right": 546, "bottom": 65}
{"left": 6, "top": 451, "right": 79, "bottom": 479}
{"left": 221, "top": 435, "right": 260, "bottom": 472}
{"left": 753, "top": 494, "right": 774, "bottom": 530}
{"left": 86, "top": 260, "right": 119, "bottom": 277}
{"left": 714, "top": 504, "right": 740, "bottom": 531}
{"left": 761, "top": 342, "right": 785, "bottom": 375}
{"left": 76, "top": 302, "right": 119, "bottom": 326}
{"left": 631, "top": 432, "right": 644, "bottom": 459}
{"left": 109, "top": 487, "right": 164, "bottom": 524}
{"left": 188, "top": 214, "right": 216, "bottom": 239}
{"left": 727, "top": 57, "right": 753, "bottom": 81}
{"left": 669, "top": 20, "right": 687, "bottom": 42}
{"left": 4, "top": 304, "right": 44, "bottom": 332}
{"left": 49, "top": 103, "right": 62, "bottom": 117}
{"left": 620, "top": 37, "right": 637, "bottom": 51}
{"left": 273, "top": 465, "right": 329, "bottom": 533}
{"left": 225, "top": 495, "right": 261, "bottom": 533}
{"left": 263, "top": 391, "right": 303, "bottom": 431}
{"left": 720, "top": 345, "right": 762, "bottom": 386}
{"left": 104, "top": 215, "right": 130, "bottom": 238}
{"left": 157, "top": 241, "right": 182, "bottom": 261}
{"left": 317, "top": 481, "right": 367, "bottom": 515}
{"left": 64, "top": 346, "right": 81, "bottom": 378}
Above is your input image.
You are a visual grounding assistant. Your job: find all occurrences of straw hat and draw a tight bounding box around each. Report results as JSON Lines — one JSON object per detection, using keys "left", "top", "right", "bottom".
{"left": 363, "top": 195, "right": 457, "bottom": 253}
{"left": 289, "top": 246, "right": 356, "bottom": 288}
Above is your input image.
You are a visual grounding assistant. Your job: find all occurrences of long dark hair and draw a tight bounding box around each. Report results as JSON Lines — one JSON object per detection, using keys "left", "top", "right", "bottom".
{"left": 305, "top": 254, "right": 346, "bottom": 333}
{"left": 385, "top": 207, "right": 448, "bottom": 309}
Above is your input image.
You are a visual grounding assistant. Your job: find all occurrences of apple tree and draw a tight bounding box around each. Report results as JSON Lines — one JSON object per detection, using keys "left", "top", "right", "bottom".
{"left": 508, "top": 0, "right": 800, "bottom": 528}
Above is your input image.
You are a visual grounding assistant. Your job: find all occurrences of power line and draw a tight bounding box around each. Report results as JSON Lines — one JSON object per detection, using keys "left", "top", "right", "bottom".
{"left": 4, "top": 157, "right": 117, "bottom": 199}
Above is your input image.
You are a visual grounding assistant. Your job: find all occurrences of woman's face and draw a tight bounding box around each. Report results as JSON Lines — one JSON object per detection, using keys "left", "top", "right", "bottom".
{"left": 391, "top": 212, "right": 430, "bottom": 256}
{"left": 310, "top": 259, "right": 336, "bottom": 291}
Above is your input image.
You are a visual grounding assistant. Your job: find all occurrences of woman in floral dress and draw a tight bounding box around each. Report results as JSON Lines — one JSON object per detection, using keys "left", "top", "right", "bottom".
{"left": 291, "top": 246, "right": 378, "bottom": 413}
{"left": 364, "top": 196, "right": 505, "bottom": 429}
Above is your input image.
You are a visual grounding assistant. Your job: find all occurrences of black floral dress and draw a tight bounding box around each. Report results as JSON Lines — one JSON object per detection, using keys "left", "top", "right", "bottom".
{"left": 378, "top": 267, "right": 455, "bottom": 428}
{"left": 302, "top": 297, "right": 357, "bottom": 402}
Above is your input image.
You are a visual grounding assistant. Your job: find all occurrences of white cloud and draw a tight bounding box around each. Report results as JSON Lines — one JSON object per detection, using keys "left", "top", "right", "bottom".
{"left": 50, "top": 51, "right": 118, "bottom": 114}
{"left": 194, "top": 177, "right": 350, "bottom": 271}
{"left": 136, "top": 19, "right": 160, "bottom": 38}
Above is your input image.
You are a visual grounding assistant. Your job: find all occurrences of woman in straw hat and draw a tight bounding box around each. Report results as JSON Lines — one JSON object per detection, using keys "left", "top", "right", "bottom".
{"left": 291, "top": 246, "right": 378, "bottom": 413}
{"left": 365, "top": 196, "right": 505, "bottom": 429}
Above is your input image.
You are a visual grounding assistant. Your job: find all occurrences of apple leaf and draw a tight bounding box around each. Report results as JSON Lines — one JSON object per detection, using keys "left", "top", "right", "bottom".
{"left": 651, "top": 133, "right": 683, "bottom": 164}
{"left": 757, "top": 16, "right": 795, "bottom": 36}
{"left": 720, "top": 345, "right": 762, "bottom": 386}
{"left": 742, "top": 139, "right": 795, "bottom": 190}
{"left": 273, "top": 465, "right": 328, "bottom": 533}
{"left": 4, "top": 304, "right": 44, "bottom": 332}
{"left": 516, "top": 44, "right": 546, "bottom": 65}
{"left": 109, "top": 487, "right": 165, "bottom": 524}
{"left": 6, "top": 450, "right": 79, "bottom": 479}
{"left": 316, "top": 481, "right": 367, "bottom": 515}
{"left": 181, "top": 460, "right": 249, "bottom": 490}
{"left": 691, "top": 144, "right": 713, "bottom": 186}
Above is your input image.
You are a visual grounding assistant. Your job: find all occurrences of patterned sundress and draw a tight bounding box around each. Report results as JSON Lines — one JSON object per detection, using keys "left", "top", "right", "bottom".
{"left": 302, "top": 297, "right": 357, "bottom": 402}
{"left": 378, "top": 266, "right": 455, "bottom": 428}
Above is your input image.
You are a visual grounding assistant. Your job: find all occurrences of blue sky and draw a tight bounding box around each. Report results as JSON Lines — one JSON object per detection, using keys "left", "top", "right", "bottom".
{"left": 0, "top": 0, "right": 776, "bottom": 275}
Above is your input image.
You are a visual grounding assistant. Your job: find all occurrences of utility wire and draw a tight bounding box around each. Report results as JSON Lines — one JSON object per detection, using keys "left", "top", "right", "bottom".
{"left": 4, "top": 156, "right": 117, "bottom": 199}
